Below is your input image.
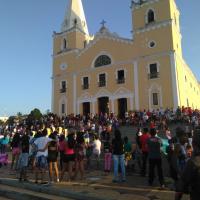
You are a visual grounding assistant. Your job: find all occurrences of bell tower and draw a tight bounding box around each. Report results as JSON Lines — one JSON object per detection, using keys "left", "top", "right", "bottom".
{"left": 53, "top": 0, "right": 91, "bottom": 55}
{"left": 61, "top": 0, "right": 89, "bottom": 35}
{"left": 131, "top": 0, "right": 182, "bottom": 56}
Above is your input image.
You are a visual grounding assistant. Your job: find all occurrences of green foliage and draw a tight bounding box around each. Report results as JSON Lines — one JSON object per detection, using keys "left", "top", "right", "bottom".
{"left": 7, "top": 116, "right": 16, "bottom": 125}
{"left": 28, "top": 108, "right": 42, "bottom": 120}
{"left": 45, "top": 109, "right": 50, "bottom": 115}
{"left": 17, "top": 112, "right": 23, "bottom": 117}
{"left": 0, "top": 120, "right": 4, "bottom": 125}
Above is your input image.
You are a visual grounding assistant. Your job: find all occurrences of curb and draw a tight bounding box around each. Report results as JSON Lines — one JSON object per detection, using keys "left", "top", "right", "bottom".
{"left": 0, "top": 178, "right": 116, "bottom": 200}
{"left": 0, "top": 187, "right": 51, "bottom": 200}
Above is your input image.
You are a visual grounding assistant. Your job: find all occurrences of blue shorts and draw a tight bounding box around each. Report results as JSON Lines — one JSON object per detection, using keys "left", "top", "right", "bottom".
{"left": 36, "top": 155, "right": 47, "bottom": 169}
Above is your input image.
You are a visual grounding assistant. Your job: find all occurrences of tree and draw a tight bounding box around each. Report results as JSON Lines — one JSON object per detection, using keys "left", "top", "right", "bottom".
{"left": 45, "top": 109, "right": 50, "bottom": 115}
{"left": 17, "top": 112, "right": 22, "bottom": 117}
{"left": 7, "top": 116, "right": 16, "bottom": 126}
{"left": 0, "top": 120, "right": 4, "bottom": 125}
{"left": 28, "top": 108, "right": 42, "bottom": 121}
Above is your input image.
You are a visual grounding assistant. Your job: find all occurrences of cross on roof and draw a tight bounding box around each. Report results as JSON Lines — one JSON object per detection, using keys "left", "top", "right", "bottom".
{"left": 100, "top": 20, "right": 106, "bottom": 27}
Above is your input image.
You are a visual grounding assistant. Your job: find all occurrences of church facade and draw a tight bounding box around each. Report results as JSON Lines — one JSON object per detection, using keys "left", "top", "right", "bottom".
{"left": 52, "top": 0, "right": 200, "bottom": 117}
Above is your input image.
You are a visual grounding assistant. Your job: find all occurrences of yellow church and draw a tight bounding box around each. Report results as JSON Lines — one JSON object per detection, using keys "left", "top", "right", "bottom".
{"left": 52, "top": 0, "right": 200, "bottom": 117}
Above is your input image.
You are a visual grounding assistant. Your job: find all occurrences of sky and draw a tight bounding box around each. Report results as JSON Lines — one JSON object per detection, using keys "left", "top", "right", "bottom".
{"left": 0, "top": 0, "right": 199, "bottom": 117}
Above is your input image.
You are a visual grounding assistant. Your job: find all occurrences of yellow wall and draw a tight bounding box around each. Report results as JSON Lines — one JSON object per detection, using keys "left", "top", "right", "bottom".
{"left": 52, "top": 0, "right": 200, "bottom": 115}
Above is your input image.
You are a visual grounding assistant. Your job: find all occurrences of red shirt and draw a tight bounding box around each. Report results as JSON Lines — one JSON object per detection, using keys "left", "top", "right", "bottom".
{"left": 59, "top": 140, "right": 66, "bottom": 151}
{"left": 150, "top": 122, "right": 155, "bottom": 129}
{"left": 140, "top": 133, "right": 150, "bottom": 152}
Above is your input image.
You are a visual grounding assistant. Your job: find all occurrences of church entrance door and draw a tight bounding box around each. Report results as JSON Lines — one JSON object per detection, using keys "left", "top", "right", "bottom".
{"left": 83, "top": 102, "right": 90, "bottom": 115}
{"left": 98, "top": 97, "right": 109, "bottom": 114}
{"left": 118, "top": 98, "right": 127, "bottom": 119}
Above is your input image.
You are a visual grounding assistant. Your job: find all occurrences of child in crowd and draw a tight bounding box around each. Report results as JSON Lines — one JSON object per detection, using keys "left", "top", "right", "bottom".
{"left": 104, "top": 137, "right": 112, "bottom": 173}
{"left": 74, "top": 135, "right": 86, "bottom": 180}
{"left": 10, "top": 132, "right": 21, "bottom": 170}
{"left": 185, "top": 144, "right": 193, "bottom": 161}
{"left": 18, "top": 134, "right": 29, "bottom": 182}
{"left": 124, "top": 136, "right": 132, "bottom": 170}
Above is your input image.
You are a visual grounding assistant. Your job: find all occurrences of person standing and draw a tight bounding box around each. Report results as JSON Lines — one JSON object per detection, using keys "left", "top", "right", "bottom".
{"left": 39, "top": 133, "right": 59, "bottom": 183}
{"left": 34, "top": 129, "right": 51, "bottom": 184}
{"left": 92, "top": 135, "right": 101, "bottom": 169}
{"left": 124, "top": 136, "right": 132, "bottom": 170}
{"left": 112, "top": 129, "right": 126, "bottom": 182}
{"left": 0, "top": 133, "right": 9, "bottom": 154}
{"left": 18, "top": 133, "right": 29, "bottom": 182}
{"left": 175, "top": 130, "right": 200, "bottom": 200}
{"left": 60, "top": 133, "right": 76, "bottom": 182}
{"left": 147, "top": 128, "right": 164, "bottom": 187}
{"left": 140, "top": 127, "right": 150, "bottom": 176}
{"left": 74, "top": 135, "right": 86, "bottom": 180}
{"left": 104, "top": 137, "right": 112, "bottom": 173}
{"left": 10, "top": 132, "right": 21, "bottom": 170}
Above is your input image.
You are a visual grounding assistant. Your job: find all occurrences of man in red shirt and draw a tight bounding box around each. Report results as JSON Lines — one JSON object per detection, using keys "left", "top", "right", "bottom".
{"left": 140, "top": 127, "right": 150, "bottom": 176}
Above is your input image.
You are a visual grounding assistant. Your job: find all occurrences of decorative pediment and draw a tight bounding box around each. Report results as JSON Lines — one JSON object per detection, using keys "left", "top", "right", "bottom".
{"left": 149, "top": 83, "right": 160, "bottom": 90}
{"left": 77, "top": 31, "right": 133, "bottom": 58}
{"left": 59, "top": 96, "right": 67, "bottom": 104}
{"left": 78, "top": 92, "right": 92, "bottom": 101}
{"left": 113, "top": 87, "right": 134, "bottom": 99}
{"left": 95, "top": 88, "right": 112, "bottom": 98}
{"left": 114, "top": 87, "right": 132, "bottom": 95}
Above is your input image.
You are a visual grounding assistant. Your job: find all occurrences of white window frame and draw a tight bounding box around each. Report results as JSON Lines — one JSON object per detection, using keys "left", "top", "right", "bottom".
{"left": 97, "top": 72, "right": 107, "bottom": 87}
{"left": 152, "top": 92, "right": 159, "bottom": 106}
{"left": 91, "top": 51, "right": 113, "bottom": 68}
{"left": 115, "top": 68, "right": 127, "bottom": 79}
{"left": 61, "top": 37, "right": 68, "bottom": 50}
{"left": 148, "top": 40, "right": 156, "bottom": 48}
{"left": 146, "top": 61, "right": 160, "bottom": 74}
{"left": 60, "top": 80, "right": 67, "bottom": 89}
{"left": 59, "top": 96, "right": 67, "bottom": 116}
{"left": 148, "top": 84, "right": 163, "bottom": 110}
{"left": 81, "top": 76, "right": 90, "bottom": 85}
{"left": 145, "top": 8, "right": 156, "bottom": 24}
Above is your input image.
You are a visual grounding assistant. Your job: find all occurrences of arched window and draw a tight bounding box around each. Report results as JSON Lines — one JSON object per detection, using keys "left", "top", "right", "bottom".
{"left": 63, "top": 38, "right": 67, "bottom": 49}
{"left": 147, "top": 9, "right": 155, "bottom": 23}
{"left": 94, "top": 55, "right": 111, "bottom": 67}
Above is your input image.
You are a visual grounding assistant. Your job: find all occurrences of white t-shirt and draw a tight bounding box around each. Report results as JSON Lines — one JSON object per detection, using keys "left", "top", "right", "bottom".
{"left": 92, "top": 139, "right": 101, "bottom": 155}
{"left": 34, "top": 136, "right": 52, "bottom": 157}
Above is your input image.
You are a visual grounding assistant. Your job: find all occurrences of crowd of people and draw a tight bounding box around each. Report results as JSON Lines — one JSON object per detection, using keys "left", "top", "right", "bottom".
{"left": 0, "top": 106, "right": 200, "bottom": 200}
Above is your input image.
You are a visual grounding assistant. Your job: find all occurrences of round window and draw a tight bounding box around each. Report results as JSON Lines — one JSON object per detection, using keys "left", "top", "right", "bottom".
{"left": 149, "top": 41, "right": 156, "bottom": 48}
{"left": 60, "top": 63, "right": 68, "bottom": 70}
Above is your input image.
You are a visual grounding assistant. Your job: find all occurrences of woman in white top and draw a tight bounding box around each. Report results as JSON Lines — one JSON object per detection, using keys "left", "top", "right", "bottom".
{"left": 92, "top": 135, "right": 101, "bottom": 169}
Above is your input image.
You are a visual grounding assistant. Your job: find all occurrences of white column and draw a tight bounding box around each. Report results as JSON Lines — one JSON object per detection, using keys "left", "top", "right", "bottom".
{"left": 92, "top": 99, "right": 96, "bottom": 114}
{"left": 130, "top": 96, "right": 134, "bottom": 111}
{"left": 73, "top": 73, "right": 77, "bottom": 114}
{"left": 170, "top": 51, "right": 179, "bottom": 110}
{"left": 159, "top": 87, "right": 163, "bottom": 108}
{"left": 77, "top": 101, "right": 80, "bottom": 115}
{"left": 148, "top": 89, "right": 152, "bottom": 111}
{"left": 51, "top": 77, "right": 54, "bottom": 113}
{"left": 133, "top": 61, "right": 139, "bottom": 110}
{"left": 111, "top": 98, "right": 115, "bottom": 113}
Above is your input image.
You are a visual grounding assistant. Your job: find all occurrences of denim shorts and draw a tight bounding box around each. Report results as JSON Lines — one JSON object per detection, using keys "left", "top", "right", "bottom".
{"left": 36, "top": 155, "right": 47, "bottom": 169}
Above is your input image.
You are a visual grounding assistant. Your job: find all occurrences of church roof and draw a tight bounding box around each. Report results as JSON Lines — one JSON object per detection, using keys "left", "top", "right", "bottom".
{"left": 95, "top": 25, "right": 132, "bottom": 43}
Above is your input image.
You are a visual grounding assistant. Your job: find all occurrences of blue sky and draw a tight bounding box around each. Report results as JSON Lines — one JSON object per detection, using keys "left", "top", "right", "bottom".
{"left": 0, "top": 0, "right": 199, "bottom": 116}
